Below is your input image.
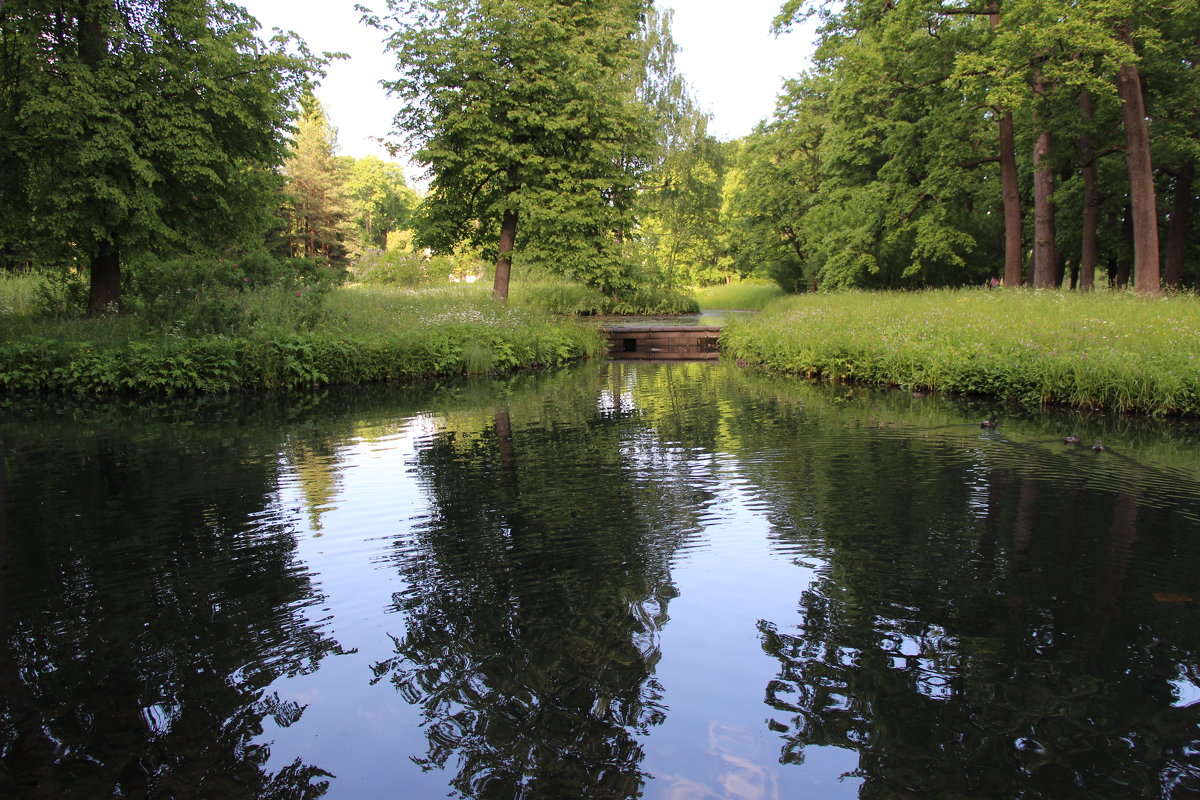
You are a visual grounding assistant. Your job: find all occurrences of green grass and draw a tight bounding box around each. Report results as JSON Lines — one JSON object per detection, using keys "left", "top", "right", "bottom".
{"left": 510, "top": 276, "right": 699, "bottom": 315}
{"left": 0, "top": 279, "right": 604, "bottom": 395}
{"left": 721, "top": 288, "right": 1200, "bottom": 415}
{"left": 0, "top": 271, "right": 40, "bottom": 317}
{"left": 692, "top": 279, "right": 785, "bottom": 310}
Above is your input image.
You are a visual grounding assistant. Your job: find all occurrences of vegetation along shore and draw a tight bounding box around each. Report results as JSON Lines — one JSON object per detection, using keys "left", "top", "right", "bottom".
{"left": 722, "top": 290, "right": 1200, "bottom": 417}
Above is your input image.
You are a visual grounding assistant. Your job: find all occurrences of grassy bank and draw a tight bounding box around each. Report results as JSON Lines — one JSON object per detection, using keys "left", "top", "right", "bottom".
{"left": 692, "top": 279, "right": 784, "bottom": 310}
{"left": 0, "top": 278, "right": 603, "bottom": 395}
{"left": 721, "top": 289, "right": 1200, "bottom": 415}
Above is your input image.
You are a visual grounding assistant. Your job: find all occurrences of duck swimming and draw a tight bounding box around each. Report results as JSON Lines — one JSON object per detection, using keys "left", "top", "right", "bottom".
{"left": 1064, "top": 434, "right": 1081, "bottom": 445}
{"left": 1092, "top": 439, "right": 1105, "bottom": 452}
{"left": 980, "top": 419, "right": 998, "bottom": 428}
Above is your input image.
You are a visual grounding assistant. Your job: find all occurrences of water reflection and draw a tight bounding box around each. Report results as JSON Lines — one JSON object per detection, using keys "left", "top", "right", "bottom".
{"left": 372, "top": 368, "right": 713, "bottom": 798}
{"left": 741, "top": 404, "right": 1200, "bottom": 798}
{"left": 2, "top": 367, "right": 1200, "bottom": 799}
{"left": 0, "top": 399, "right": 345, "bottom": 799}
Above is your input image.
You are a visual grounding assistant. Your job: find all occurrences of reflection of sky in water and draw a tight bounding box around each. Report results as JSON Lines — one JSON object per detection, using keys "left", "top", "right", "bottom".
{"left": 257, "top": 407, "right": 861, "bottom": 799}
{"left": 11, "top": 363, "right": 1199, "bottom": 799}
{"left": 1172, "top": 677, "right": 1200, "bottom": 709}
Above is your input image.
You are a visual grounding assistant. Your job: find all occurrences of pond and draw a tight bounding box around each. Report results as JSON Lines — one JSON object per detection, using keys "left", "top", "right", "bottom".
{"left": 3, "top": 362, "right": 1200, "bottom": 799}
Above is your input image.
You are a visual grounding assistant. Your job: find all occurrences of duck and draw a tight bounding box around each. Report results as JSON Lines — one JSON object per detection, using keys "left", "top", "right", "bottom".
{"left": 980, "top": 419, "right": 998, "bottom": 429}
{"left": 1064, "top": 433, "right": 1081, "bottom": 445}
{"left": 1092, "top": 439, "right": 1105, "bottom": 452}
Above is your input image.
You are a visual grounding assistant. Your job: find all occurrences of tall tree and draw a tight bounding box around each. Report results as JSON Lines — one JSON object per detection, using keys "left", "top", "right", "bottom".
{"left": 282, "top": 93, "right": 354, "bottom": 263}
{"left": 0, "top": 0, "right": 319, "bottom": 312}
{"left": 1115, "top": 20, "right": 1160, "bottom": 293}
{"left": 372, "top": 0, "right": 654, "bottom": 301}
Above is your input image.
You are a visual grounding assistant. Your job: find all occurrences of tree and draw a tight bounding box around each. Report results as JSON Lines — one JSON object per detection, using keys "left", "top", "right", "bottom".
{"left": 0, "top": 0, "right": 318, "bottom": 312}
{"left": 282, "top": 93, "right": 354, "bottom": 263}
{"left": 344, "top": 155, "right": 418, "bottom": 253}
{"left": 372, "top": 0, "right": 654, "bottom": 301}
{"left": 763, "top": 0, "right": 1195, "bottom": 293}
{"left": 723, "top": 77, "right": 828, "bottom": 290}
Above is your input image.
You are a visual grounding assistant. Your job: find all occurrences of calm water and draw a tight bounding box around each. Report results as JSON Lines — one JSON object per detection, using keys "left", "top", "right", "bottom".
{"left": 3, "top": 362, "right": 1200, "bottom": 799}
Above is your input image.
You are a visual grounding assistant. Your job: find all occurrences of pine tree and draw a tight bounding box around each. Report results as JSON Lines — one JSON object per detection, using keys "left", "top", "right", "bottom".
{"left": 282, "top": 95, "right": 354, "bottom": 264}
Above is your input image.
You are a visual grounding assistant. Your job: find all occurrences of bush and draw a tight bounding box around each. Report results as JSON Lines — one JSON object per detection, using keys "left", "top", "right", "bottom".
{"left": 352, "top": 249, "right": 488, "bottom": 287}
{"left": 124, "top": 256, "right": 253, "bottom": 335}
{"left": 33, "top": 268, "right": 89, "bottom": 318}
{"left": 511, "top": 277, "right": 699, "bottom": 316}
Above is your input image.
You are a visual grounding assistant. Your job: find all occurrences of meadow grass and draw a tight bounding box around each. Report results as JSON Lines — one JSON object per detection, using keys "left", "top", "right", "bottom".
{"left": 692, "top": 279, "right": 785, "bottom": 310}
{"left": 509, "top": 276, "right": 698, "bottom": 315}
{"left": 721, "top": 288, "right": 1200, "bottom": 415}
{"left": 0, "top": 279, "right": 603, "bottom": 395}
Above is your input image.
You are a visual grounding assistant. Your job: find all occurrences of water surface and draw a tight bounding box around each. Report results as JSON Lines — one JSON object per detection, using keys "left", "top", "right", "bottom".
{"left": 3, "top": 363, "right": 1199, "bottom": 799}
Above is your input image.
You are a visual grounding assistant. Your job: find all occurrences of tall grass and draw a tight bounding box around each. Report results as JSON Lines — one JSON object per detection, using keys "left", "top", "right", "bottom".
{"left": 510, "top": 276, "right": 698, "bottom": 315}
{"left": 721, "top": 289, "right": 1200, "bottom": 415}
{"left": 0, "top": 270, "right": 44, "bottom": 318}
{"left": 0, "top": 282, "right": 603, "bottom": 395}
{"left": 692, "top": 279, "right": 785, "bottom": 310}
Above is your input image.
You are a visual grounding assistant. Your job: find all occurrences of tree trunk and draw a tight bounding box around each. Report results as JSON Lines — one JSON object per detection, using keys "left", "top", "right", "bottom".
{"left": 493, "top": 209, "right": 518, "bottom": 302}
{"left": 1078, "top": 89, "right": 1100, "bottom": 291}
{"left": 1116, "top": 24, "right": 1160, "bottom": 294}
{"left": 80, "top": 0, "right": 121, "bottom": 314}
{"left": 991, "top": 7, "right": 1023, "bottom": 288}
{"left": 87, "top": 238, "right": 121, "bottom": 315}
{"left": 1031, "top": 73, "right": 1056, "bottom": 288}
{"left": 1032, "top": 131, "right": 1057, "bottom": 287}
{"left": 1164, "top": 161, "right": 1193, "bottom": 289}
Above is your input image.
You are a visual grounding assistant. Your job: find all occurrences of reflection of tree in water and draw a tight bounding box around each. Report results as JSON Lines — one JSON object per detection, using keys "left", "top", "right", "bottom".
{"left": 0, "top": 402, "right": 345, "bottom": 799}
{"left": 373, "top": 378, "right": 710, "bottom": 799}
{"left": 745, "top": 422, "right": 1200, "bottom": 799}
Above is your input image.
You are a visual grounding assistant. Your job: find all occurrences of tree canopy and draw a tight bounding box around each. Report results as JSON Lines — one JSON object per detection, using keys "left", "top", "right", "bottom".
{"left": 0, "top": 0, "right": 321, "bottom": 311}
{"left": 714, "top": 0, "right": 1200, "bottom": 293}
{"left": 372, "top": 0, "right": 656, "bottom": 300}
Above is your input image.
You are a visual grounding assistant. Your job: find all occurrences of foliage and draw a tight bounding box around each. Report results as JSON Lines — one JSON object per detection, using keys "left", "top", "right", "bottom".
{"left": 634, "top": 7, "right": 730, "bottom": 287}
{"left": 0, "top": 0, "right": 323, "bottom": 311}
{"left": 729, "top": 0, "right": 1200, "bottom": 292}
{"left": 692, "top": 279, "right": 785, "bottom": 310}
{"left": 372, "top": 0, "right": 656, "bottom": 295}
{"left": 722, "top": 289, "right": 1200, "bottom": 415}
{"left": 344, "top": 155, "right": 419, "bottom": 252}
{"left": 0, "top": 285, "right": 601, "bottom": 395}
{"left": 282, "top": 93, "right": 355, "bottom": 264}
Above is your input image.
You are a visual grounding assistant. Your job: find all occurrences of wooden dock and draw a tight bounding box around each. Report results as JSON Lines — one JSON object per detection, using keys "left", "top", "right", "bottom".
{"left": 602, "top": 325, "right": 722, "bottom": 361}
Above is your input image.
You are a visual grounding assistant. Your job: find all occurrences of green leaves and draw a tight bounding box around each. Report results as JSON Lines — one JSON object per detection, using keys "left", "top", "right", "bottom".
{"left": 0, "top": 0, "right": 322, "bottom": 304}
{"left": 381, "top": 0, "right": 654, "bottom": 294}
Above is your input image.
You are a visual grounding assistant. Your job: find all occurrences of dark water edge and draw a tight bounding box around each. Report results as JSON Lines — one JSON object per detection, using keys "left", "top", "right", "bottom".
{"left": 2, "top": 363, "right": 1200, "bottom": 799}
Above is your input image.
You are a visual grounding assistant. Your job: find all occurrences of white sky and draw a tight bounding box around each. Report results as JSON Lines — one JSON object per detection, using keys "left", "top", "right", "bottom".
{"left": 236, "top": 0, "right": 818, "bottom": 174}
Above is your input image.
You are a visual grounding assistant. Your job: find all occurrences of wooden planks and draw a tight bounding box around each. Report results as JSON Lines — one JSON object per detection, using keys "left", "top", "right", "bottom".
{"left": 602, "top": 325, "right": 722, "bottom": 361}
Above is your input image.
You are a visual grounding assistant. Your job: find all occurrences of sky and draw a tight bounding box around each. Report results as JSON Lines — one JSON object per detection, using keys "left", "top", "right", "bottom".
{"left": 236, "top": 0, "right": 818, "bottom": 173}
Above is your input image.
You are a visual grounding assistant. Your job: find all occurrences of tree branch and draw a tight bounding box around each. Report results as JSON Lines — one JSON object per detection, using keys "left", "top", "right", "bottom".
{"left": 1079, "top": 145, "right": 1123, "bottom": 168}
{"left": 958, "top": 156, "right": 1001, "bottom": 168}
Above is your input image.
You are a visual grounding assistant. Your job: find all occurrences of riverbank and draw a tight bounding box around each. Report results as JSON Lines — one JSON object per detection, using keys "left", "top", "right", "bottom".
{"left": 721, "top": 289, "right": 1200, "bottom": 416}
{"left": 0, "top": 283, "right": 604, "bottom": 395}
